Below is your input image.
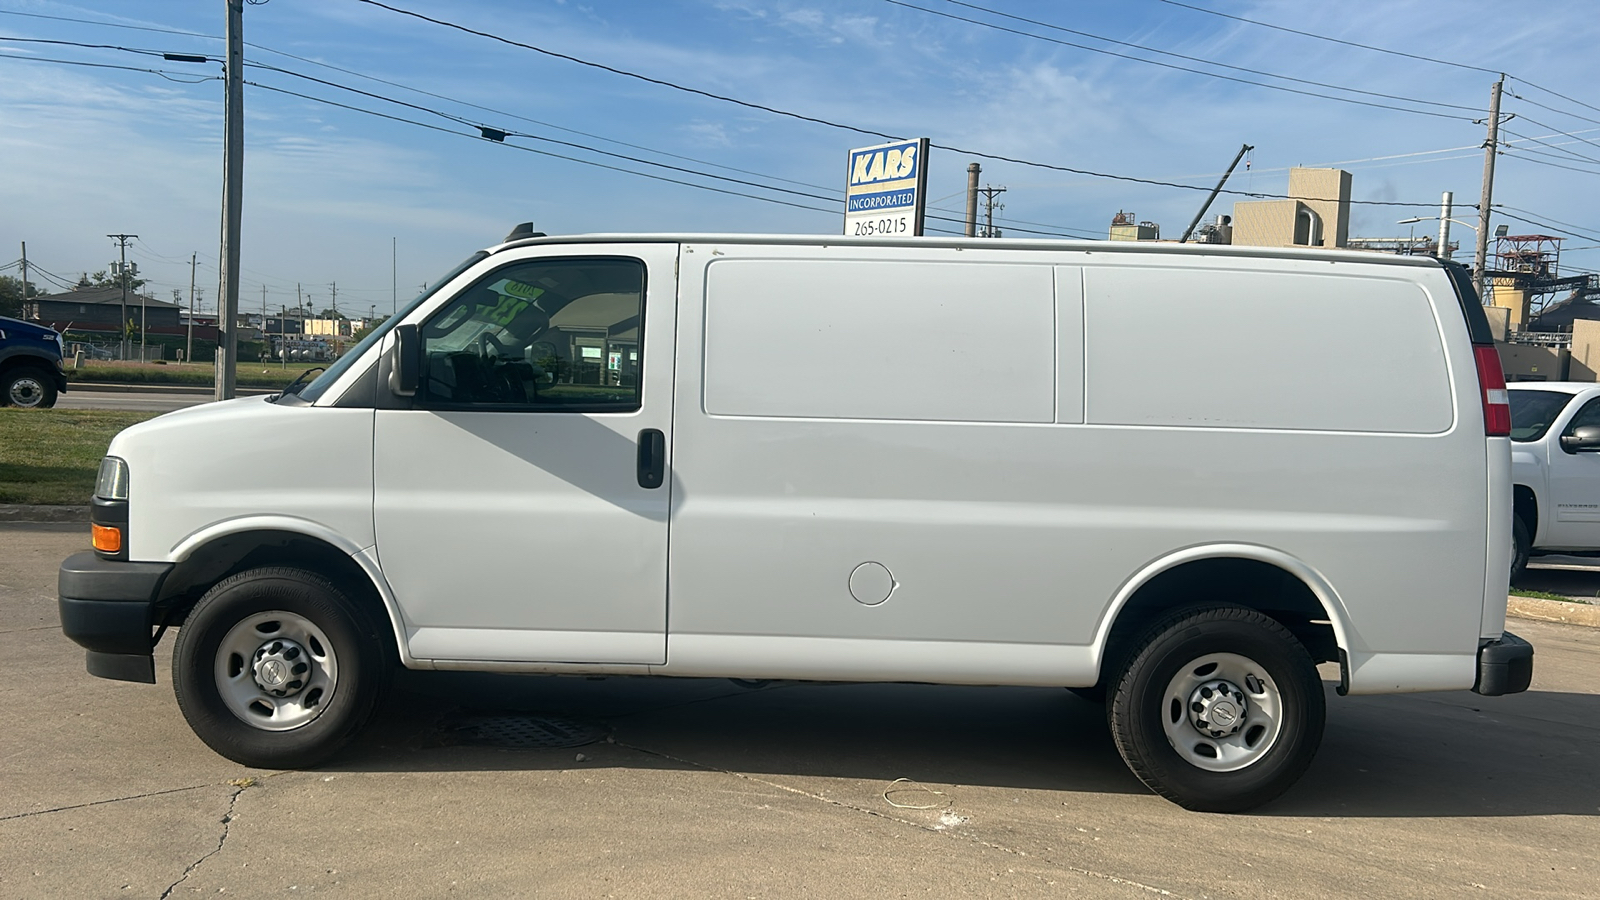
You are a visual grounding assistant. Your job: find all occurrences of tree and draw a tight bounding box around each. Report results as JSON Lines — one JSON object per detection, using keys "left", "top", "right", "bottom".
{"left": 90, "top": 262, "right": 147, "bottom": 292}
{"left": 0, "top": 274, "right": 37, "bottom": 318}
{"left": 349, "top": 315, "right": 389, "bottom": 343}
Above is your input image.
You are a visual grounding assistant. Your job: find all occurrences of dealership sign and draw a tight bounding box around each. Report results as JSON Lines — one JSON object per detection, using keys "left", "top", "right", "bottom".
{"left": 844, "top": 138, "right": 930, "bottom": 237}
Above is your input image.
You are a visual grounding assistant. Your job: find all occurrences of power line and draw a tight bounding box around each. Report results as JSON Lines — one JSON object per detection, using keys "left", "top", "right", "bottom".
{"left": 1152, "top": 0, "right": 1600, "bottom": 127}
{"left": 0, "top": 9, "right": 213, "bottom": 39}
{"left": 1498, "top": 206, "right": 1600, "bottom": 243}
{"left": 1493, "top": 209, "right": 1600, "bottom": 245}
{"left": 7, "top": 6, "right": 1459, "bottom": 209}
{"left": 1501, "top": 151, "right": 1600, "bottom": 178}
{"left": 246, "top": 61, "right": 846, "bottom": 205}
{"left": 888, "top": 0, "right": 1478, "bottom": 117}
{"left": 1505, "top": 113, "right": 1600, "bottom": 156}
{"left": 1506, "top": 89, "right": 1600, "bottom": 129}
{"left": 350, "top": 0, "right": 1457, "bottom": 207}
{"left": 1, "top": 8, "right": 841, "bottom": 196}
{"left": 0, "top": 50, "right": 216, "bottom": 83}
{"left": 1152, "top": 0, "right": 1499, "bottom": 75}
{"left": 246, "top": 80, "right": 844, "bottom": 217}
{"left": 1498, "top": 129, "right": 1600, "bottom": 167}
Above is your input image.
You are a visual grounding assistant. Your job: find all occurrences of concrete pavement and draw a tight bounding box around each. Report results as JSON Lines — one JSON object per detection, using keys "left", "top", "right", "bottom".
{"left": 3, "top": 524, "right": 1597, "bottom": 898}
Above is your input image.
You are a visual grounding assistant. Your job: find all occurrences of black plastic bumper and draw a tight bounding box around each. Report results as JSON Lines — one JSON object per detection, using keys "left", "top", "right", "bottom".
{"left": 58, "top": 551, "right": 173, "bottom": 684}
{"left": 1472, "top": 631, "right": 1534, "bottom": 696}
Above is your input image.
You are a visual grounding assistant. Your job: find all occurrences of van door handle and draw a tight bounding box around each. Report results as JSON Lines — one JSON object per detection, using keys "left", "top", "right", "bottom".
{"left": 637, "top": 428, "right": 665, "bottom": 489}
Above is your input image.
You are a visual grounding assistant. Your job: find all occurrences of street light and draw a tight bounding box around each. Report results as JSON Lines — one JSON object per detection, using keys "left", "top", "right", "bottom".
{"left": 1397, "top": 215, "right": 1479, "bottom": 232}
{"left": 1399, "top": 205, "right": 1495, "bottom": 304}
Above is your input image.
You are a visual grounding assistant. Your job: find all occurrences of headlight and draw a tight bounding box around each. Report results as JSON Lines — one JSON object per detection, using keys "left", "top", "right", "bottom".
{"left": 95, "top": 457, "right": 129, "bottom": 501}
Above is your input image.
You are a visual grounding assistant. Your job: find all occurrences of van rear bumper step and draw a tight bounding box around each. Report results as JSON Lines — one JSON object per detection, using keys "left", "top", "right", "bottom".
{"left": 1472, "top": 631, "right": 1534, "bottom": 696}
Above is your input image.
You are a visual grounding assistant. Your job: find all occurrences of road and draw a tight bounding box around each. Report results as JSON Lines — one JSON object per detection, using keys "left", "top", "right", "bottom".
{"left": 55, "top": 389, "right": 211, "bottom": 412}
{"left": 2, "top": 523, "right": 1597, "bottom": 898}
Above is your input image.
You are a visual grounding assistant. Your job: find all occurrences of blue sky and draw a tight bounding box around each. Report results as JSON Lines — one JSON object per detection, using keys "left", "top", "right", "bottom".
{"left": 2, "top": 0, "right": 1599, "bottom": 318}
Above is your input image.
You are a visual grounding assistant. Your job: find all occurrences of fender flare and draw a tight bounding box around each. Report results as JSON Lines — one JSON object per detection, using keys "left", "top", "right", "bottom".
{"left": 1091, "top": 542, "right": 1355, "bottom": 683}
{"left": 168, "top": 515, "right": 420, "bottom": 669}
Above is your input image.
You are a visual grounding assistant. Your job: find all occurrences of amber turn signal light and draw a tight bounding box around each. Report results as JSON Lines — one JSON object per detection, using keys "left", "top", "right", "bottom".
{"left": 92, "top": 524, "right": 123, "bottom": 554}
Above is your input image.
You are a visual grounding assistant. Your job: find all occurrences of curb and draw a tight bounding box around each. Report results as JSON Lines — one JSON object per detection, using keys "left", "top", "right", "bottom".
{"left": 68, "top": 382, "right": 276, "bottom": 396}
{"left": 1507, "top": 595, "right": 1600, "bottom": 628}
{"left": 0, "top": 505, "right": 88, "bottom": 524}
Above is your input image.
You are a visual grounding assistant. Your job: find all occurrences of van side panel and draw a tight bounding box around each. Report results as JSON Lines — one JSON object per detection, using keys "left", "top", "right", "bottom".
{"left": 701, "top": 259, "right": 1054, "bottom": 423}
{"left": 1084, "top": 266, "right": 1452, "bottom": 433}
{"left": 664, "top": 244, "right": 1487, "bottom": 692}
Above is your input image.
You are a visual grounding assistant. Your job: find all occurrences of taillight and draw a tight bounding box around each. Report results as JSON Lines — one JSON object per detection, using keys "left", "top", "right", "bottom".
{"left": 1473, "top": 343, "right": 1511, "bottom": 436}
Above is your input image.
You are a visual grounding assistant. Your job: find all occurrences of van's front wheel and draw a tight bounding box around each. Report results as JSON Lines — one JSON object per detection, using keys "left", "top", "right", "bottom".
{"left": 173, "top": 567, "right": 390, "bottom": 768}
{"left": 1109, "top": 606, "right": 1325, "bottom": 812}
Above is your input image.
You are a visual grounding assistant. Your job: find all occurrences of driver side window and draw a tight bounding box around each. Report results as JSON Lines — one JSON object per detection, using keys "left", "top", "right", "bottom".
{"left": 418, "top": 257, "right": 645, "bottom": 411}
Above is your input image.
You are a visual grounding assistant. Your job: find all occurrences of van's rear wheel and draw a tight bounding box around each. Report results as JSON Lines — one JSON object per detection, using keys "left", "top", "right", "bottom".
{"left": 173, "top": 567, "right": 390, "bottom": 768}
{"left": 1109, "top": 606, "right": 1325, "bottom": 812}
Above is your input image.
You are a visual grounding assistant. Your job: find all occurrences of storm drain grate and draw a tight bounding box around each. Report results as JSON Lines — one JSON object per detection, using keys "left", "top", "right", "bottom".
{"left": 443, "top": 714, "right": 607, "bottom": 750}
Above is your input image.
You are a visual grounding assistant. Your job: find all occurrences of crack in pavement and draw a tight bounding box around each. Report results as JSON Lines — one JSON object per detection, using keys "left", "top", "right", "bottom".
{"left": 0, "top": 784, "right": 211, "bottom": 821}
{"left": 159, "top": 783, "right": 248, "bottom": 900}
{"left": 612, "top": 740, "right": 1190, "bottom": 898}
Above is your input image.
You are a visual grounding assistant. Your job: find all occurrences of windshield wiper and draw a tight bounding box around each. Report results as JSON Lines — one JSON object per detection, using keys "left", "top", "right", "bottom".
{"left": 277, "top": 366, "right": 325, "bottom": 399}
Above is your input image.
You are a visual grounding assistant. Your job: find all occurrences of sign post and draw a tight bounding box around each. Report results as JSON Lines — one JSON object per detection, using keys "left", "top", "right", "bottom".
{"left": 844, "top": 138, "right": 930, "bottom": 237}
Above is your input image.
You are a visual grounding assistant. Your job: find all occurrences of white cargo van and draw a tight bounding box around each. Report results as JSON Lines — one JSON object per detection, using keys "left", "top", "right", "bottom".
{"left": 59, "top": 231, "right": 1531, "bottom": 812}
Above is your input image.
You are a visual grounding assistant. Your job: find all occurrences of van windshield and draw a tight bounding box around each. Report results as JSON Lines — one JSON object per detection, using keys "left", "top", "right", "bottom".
{"left": 1509, "top": 389, "right": 1574, "bottom": 442}
{"left": 293, "top": 251, "right": 489, "bottom": 403}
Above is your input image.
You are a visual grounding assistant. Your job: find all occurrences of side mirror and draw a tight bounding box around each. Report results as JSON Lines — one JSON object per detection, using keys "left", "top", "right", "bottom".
{"left": 388, "top": 324, "right": 419, "bottom": 397}
{"left": 1559, "top": 424, "right": 1600, "bottom": 453}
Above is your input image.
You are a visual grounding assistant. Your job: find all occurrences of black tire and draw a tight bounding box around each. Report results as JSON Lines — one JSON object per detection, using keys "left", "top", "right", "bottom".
{"left": 173, "top": 567, "right": 392, "bottom": 768}
{"left": 1510, "top": 517, "right": 1531, "bottom": 586}
{"left": 1108, "top": 605, "right": 1325, "bottom": 813}
{"left": 2, "top": 365, "right": 57, "bottom": 408}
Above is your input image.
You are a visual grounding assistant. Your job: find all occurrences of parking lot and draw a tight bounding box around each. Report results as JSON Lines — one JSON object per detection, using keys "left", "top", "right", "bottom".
{"left": 3, "top": 522, "right": 1597, "bottom": 898}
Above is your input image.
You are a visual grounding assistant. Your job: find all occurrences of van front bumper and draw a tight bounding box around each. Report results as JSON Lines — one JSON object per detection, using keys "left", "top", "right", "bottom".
{"left": 1472, "top": 631, "right": 1534, "bottom": 696}
{"left": 58, "top": 551, "right": 173, "bottom": 684}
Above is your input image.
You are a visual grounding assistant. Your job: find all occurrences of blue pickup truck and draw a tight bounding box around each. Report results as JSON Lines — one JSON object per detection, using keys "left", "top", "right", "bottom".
{"left": 0, "top": 315, "right": 68, "bottom": 408}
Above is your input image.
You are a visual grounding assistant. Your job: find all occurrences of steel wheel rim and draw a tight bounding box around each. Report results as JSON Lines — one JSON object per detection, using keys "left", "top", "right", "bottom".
{"left": 214, "top": 610, "right": 338, "bottom": 732}
{"left": 1160, "top": 651, "right": 1284, "bottom": 773}
{"left": 8, "top": 376, "right": 43, "bottom": 407}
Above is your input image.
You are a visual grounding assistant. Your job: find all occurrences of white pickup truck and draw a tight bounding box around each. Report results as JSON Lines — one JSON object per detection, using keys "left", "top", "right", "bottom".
{"left": 1509, "top": 382, "right": 1600, "bottom": 581}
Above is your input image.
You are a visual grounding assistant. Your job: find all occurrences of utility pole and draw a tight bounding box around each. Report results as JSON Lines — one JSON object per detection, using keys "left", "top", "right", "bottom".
{"left": 187, "top": 253, "right": 196, "bottom": 365}
{"left": 1473, "top": 77, "right": 1504, "bottom": 305}
{"left": 216, "top": 0, "right": 246, "bottom": 400}
{"left": 392, "top": 236, "right": 397, "bottom": 314}
{"left": 18, "top": 242, "right": 28, "bottom": 319}
{"left": 1179, "top": 143, "right": 1253, "bottom": 243}
{"left": 261, "top": 284, "right": 267, "bottom": 365}
{"left": 106, "top": 234, "right": 137, "bottom": 360}
{"left": 978, "top": 185, "right": 1007, "bottom": 238}
{"left": 140, "top": 271, "right": 147, "bottom": 362}
{"left": 964, "top": 163, "right": 981, "bottom": 238}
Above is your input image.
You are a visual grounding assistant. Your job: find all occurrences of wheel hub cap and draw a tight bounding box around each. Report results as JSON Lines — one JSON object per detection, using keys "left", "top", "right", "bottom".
{"left": 1188, "top": 678, "right": 1248, "bottom": 738}
{"left": 10, "top": 379, "right": 42, "bottom": 405}
{"left": 251, "top": 638, "right": 311, "bottom": 697}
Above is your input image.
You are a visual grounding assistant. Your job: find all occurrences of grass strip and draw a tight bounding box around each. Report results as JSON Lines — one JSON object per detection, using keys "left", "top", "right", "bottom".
{"left": 0, "top": 409, "right": 162, "bottom": 505}
{"left": 1510, "top": 588, "right": 1591, "bottom": 604}
{"left": 67, "top": 362, "right": 318, "bottom": 389}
